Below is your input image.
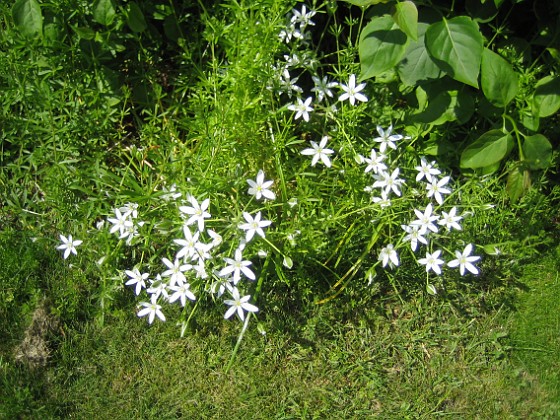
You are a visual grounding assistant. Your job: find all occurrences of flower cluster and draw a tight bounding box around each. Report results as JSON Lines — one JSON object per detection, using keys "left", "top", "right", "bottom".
{"left": 271, "top": 5, "right": 483, "bottom": 291}
{"left": 268, "top": 5, "right": 369, "bottom": 132}
{"left": 52, "top": 4, "right": 489, "bottom": 340}
{"left": 355, "top": 126, "right": 482, "bottom": 284}
{"left": 120, "top": 170, "right": 275, "bottom": 326}
{"left": 279, "top": 5, "right": 316, "bottom": 45}
{"left": 125, "top": 187, "right": 275, "bottom": 323}
{"left": 56, "top": 168, "right": 276, "bottom": 328}
{"left": 106, "top": 203, "right": 145, "bottom": 245}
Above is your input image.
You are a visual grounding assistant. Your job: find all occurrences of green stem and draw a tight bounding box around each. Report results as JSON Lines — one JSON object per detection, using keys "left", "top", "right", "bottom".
{"left": 269, "top": 124, "right": 288, "bottom": 204}
{"left": 224, "top": 254, "right": 270, "bottom": 373}
{"left": 261, "top": 236, "right": 285, "bottom": 257}
{"left": 225, "top": 312, "right": 251, "bottom": 373}
{"left": 181, "top": 299, "right": 200, "bottom": 337}
{"left": 503, "top": 114, "right": 525, "bottom": 160}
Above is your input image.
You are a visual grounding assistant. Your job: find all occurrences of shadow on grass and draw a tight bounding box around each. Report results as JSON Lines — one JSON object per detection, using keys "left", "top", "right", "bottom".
{"left": 2, "top": 219, "right": 560, "bottom": 417}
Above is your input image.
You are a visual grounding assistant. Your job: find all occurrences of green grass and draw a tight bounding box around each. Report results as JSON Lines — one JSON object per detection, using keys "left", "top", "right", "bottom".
{"left": 508, "top": 254, "right": 560, "bottom": 416}
{"left": 1, "top": 229, "right": 559, "bottom": 418}
{"left": 1, "top": 0, "right": 559, "bottom": 418}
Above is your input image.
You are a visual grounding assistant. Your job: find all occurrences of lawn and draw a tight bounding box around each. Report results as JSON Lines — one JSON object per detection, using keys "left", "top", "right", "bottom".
{"left": 1, "top": 0, "right": 559, "bottom": 418}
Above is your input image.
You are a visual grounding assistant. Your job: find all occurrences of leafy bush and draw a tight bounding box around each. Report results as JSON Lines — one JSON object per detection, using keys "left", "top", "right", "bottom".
{"left": 350, "top": 0, "right": 559, "bottom": 201}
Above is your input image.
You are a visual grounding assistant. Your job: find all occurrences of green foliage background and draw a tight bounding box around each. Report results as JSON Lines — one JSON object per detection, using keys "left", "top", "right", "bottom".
{"left": 0, "top": 0, "right": 559, "bottom": 417}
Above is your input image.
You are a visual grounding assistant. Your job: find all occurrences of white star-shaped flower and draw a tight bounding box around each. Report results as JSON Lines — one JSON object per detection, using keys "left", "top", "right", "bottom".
{"left": 219, "top": 248, "right": 256, "bottom": 284}
{"left": 179, "top": 195, "right": 211, "bottom": 232}
{"left": 291, "top": 5, "right": 316, "bottom": 27}
{"left": 426, "top": 176, "right": 452, "bottom": 205}
{"left": 137, "top": 300, "right": 166, "bottom": 324}
{"left": 373, "top": 125, "right": 403, "bottom": 153}
{"left": 119, "top": 202, "right": 139, "bottom": 219}
{"left": 56, "top": 234, "right": 83, "bottom": 259}
{"left": 174, "top": 226, "right": 201, "bottom": 261}
{"left": 301, "top": 136, "right": 334, "bottom": 167}
{"left": 410, "top": 203, "right": 439, "bottom": 234}
{"left": 146, "top": 275, "right": 169, "bottom": 301}
{"left": 418, "top": 250, "right": 445, "bottom": 275}
{"left": 238, "top": 211, "right": 272, "bottom": 242}
{"left": 379, "top": 244, "right": 399, "bottom": 268}
{"left": 223, "top": 287, "right": 259, "bottom": 322}
{"left": 277, "top": 68, "right": 303, "bottom": 97}
{"left": 371, "top": 190, "right": 392, "bottom": 208}
{"left": 288, "top": 97, "right": 314, "bottom": 122}
{"left": 448, "top": 244, "right": 481, "bottom": 276}
{"left": 372, "top": 168, "right": 404, "bottom": 197}
{"left": 363, "top": 149, "right": 387, "bottom": 174}
{"left": 311, "top": 75, "right": 338, "bottom": 102}
{"left": 161, "top": 257, "right": 191, "bottom": 287}
{"left": 401, "top": 224, "right": 428, "bottom": 252}
{"left": 247, "top": 170, "right": 275, "bottom": 200}
{"left": 107, "top": 208, "right": 133, "bottom": 237}
{"left": 438, "top": 207, "right": 462, "bottom": 231}
{"left": 168, "top": 283, "right": 196, "bottom": 306}
{"left": 124, "top": 268, "right": 149, "bottom": 296}
{"left": 415, "top": 158, "right": 441, "bottom": 183}
{"left": 338, "top": 74, "right": 368, "bottom": 105}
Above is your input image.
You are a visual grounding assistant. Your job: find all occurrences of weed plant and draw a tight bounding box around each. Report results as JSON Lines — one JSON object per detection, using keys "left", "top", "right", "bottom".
{"left": 2, "top": 0, "right": 558, "bottom": 342}
{"left": 10, "top": 2, "right": 493, "bottom": 342}
{"left": 0, "top": 0, "right": 559, "bottom": 416}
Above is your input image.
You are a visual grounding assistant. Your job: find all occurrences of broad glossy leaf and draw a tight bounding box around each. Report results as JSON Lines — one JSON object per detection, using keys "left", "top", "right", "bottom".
{"left": 547, "top": 47, "right": 560, "bottom": 62}
{"left": 506, "top": 167, "right": 530, "bottom": 203}
{"left": 72, "top": 25, "right": 95, "bottom": 40}
{"left": 359, "top": 16, "right": 408, "bottom": 81}
{"left": 476, "top": 161, "right": 502, "bottom": 175}
{"left": 127, "top": 2, "right": 147, "bottom": 33}
{"left": 164, "top": 15, "right": 181, "bottom": 42}
{"left": 532, "top": 76, "right": 560, "bottom": 117}
{"left": 392, "top": 1, "right": 418, "bottom": 41}
{"left": 93, "top": 0, "right": 116, "bottom": 26}
{"left": 478, "top": 96, "right": 502, "bottom": 119}
{"left": 397, "top": 22, "right": 442, "bottom": 86}
{"left": 12, "top": 0, "right": 43, "bottom": 38}
{"left": 460, "top": 129, "right": 513, "bottom": 169}
{"left": 410, "top": 86, "right": 474, "bottom": 125}
{"left": 43, "top": 23, "right": 61, "bottom": 45}
{"left": 481, "top": 48, "right": 518, "bottom": 107}
{"left": 522, "top": 134, "right": 552, "bottom": 169}
{"left": 425, "top": 16, "right": 483, "bottom": 88}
